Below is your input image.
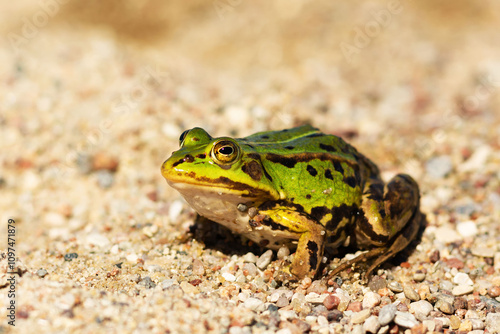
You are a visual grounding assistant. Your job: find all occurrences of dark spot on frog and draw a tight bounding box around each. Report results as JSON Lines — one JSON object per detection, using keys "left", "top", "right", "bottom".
{"left": 306, "top": 165, "right": 318, "bottom": 177}
{"left": 172, "top": 159, "right": 184, "bottom": 167}
{"left": 378, "top": 209, "right": 386, "bottom": 219}
{"left": 357, "top": 211, "right": 390, "bottom": 243}
{"left": 196, "top": 153, "right": 206, "bottom": 159}
{"left": 261, "top": 135, "right": 269, "bottom": 139}
{"left": 307, "top": 240, "right": 319, "bottom": 269}
{"left": 261, "top": 216, "right": 289, "bottom": 231}
{"left": 306, "top": 133, "right": 324, "bottom": 138}
{"left": 325, "top": 169, "right": 333, "bottom": 180}
{"left": 319, "top": 143, "right": 336, "bottom": 152}
{"left": 306, "top": 194, "right": 311, "bottom": 199}
{"left": 192, "top": 137, "right": 199, "bottom": 141}
{"left": 266, "top": 153, "right": 297, "bottom": 168}
{"left": 285, "top": 146, "right": 295, "bottom": 150}
{"left": 247, "top": 153, "right": 260, "bottom": 160}
{"left": 333, "top": 161, "right": 344, "bottom": 175}
{"left": 259, "top": 239, "right": 270, "bottom": 247}
{"left": 345, "top": 176, "right": 357, "bottom": 188}
{"left": 242, "top": 160, "right": 263, "bottom": 181}
{"left": 366, "top": 183, "right": 384, "bottom": 201}
{"left": 326, "top": 204, "right": 358, "bottom": 229}
{"left": 310, "top": 206, "right": 329, "bottom": 221}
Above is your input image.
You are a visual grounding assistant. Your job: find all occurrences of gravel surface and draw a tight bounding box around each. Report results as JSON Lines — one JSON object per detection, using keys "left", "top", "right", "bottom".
{"left": 1, "top": 1, "right": 500, "bottom": 333}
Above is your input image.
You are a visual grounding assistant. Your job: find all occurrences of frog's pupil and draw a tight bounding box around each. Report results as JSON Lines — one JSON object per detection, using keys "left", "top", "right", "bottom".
{"left": 219, "top": 146, "right": 233, "bottom": 155}
{"left": 179, "top": 130, "right": 189, "bottom": 145}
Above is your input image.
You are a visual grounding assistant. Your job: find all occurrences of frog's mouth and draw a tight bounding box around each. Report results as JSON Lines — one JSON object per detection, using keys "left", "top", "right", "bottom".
{"left": 165, "top": 177, "right": 272, "bottom": 200}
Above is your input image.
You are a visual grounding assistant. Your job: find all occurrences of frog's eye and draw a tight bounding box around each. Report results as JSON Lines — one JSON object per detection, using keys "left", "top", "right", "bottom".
{"left": 211, "top": 140, "right": 239, "bottom": 165}
{"left": 179, "top": 130, "right": 190, "bottom": 147}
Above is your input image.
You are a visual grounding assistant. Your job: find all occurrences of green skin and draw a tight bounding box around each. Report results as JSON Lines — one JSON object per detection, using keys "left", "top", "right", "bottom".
{"left": 161, "top": 125, "right": 422, "bottom": 280}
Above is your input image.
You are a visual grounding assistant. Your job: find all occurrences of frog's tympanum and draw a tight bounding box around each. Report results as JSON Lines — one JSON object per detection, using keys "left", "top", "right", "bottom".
{"left": 161, "top": 125, "right": 423, "bottom": 280}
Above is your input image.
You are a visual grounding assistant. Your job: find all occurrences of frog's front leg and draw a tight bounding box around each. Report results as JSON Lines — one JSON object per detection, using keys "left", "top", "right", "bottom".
{"left": 332, "top": 174, "right": 422, "bottom": 278}
{"left": 259, "top": 208, "right": 326, "bottom": 279}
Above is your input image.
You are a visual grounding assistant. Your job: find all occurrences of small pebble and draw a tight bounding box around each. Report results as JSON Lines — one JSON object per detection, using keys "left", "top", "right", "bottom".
{"left": 388, "top": 281, "right": 403, "bottom": 293}
{"left": 486, "top": 313, "right": 500, "bottom": 333}
{"left": 36, "top": 268, "right": 48, "bottom": 278}
{"left": 453, "top": 272, "right": 473, "bottom": 286}
{"left": 242, "top": 263, "right": 257, "bottom": 277}
{"left": 436, "top": 300, "right": 454, "bottom": 314}
{"left": 403, "top": 285, "right": 420, "bottom": 301}
{"left": 323, "top": 294, "right": 340, "bottom": 310}
{"left": 394, "top": 311, "right": 418, "bottom": 328}
{"left": 95, "top": 170, "right": 114, "bottom": 188}
{"left": 346, "top": 301, "right": 362, "bottom": 312}
{"left": 179, "top": 280, "right": 199, "bottom": 294}
{"left": 471, "top": 246, "right": 495, "bottom": 258}
{"left": 362, "top": 291, "right": 381, "bottom": 309}
{"left": 192, "top": 259, "right": 205, "bottom": 276}
{"left": 378, "top": 304, "right": 397, "bottom": 326}
{"left": 429, "top": 249, "right": 440, "bottom": 263}
{"left": 368, "top": 276, "right": 387, "bottom": 291}
{"left": 450, "top": 315, "right": 461, "bottom": 330}
{"left": 276, "top": 296, "right": 289, "bottom": 308}
{"left": 413, "top": 272, "right": 426, "bottom": 282}
{"left": 244, "top": 298, "right": 265, "bottom": 312}
{"left": 256, "top": 250, "right": 273, "bottom": 269}
{"left": 425, "top": 155, "right": 452, "bottom": 178}
{"left": 222, "top": 272, "right": 236, "bottom": 282}
{"left": 64, "top": 253, "right": 78, "bottom": 261}
{"left": 277, "top": 246, "right": 290, "bottom": 259}
{"left": 459, "top": 319, "right": 473, "bottom": 332}
{"left": 452, "top": 284, "right": 474, "bottom": 296}
{"left": 456, "top": 220, "right": 478, "bottom": 237}
{"left": 409, "top": 300, "right": 433, "bottom": 317}
{"left": 351, "top": 309, "right": 371, "bottom": 324}
{"left": 488, "top": 286, "right": 500, "bottom": 297}
{"left": 139, "top": 276, "right": 156, "bottom": 289}
{"left": 363, "top": 315, "right": 380, "bottom": 333}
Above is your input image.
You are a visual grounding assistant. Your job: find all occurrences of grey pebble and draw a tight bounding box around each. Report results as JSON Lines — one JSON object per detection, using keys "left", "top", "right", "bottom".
{"left": 387, "top": 281, "right": 403, "bottom": 293}
{"left": 394, "top": 311, "right": 418, "bottom": 328}
{"left": 96, "top": 170, "right": 114, "bottom": 188}
{"left": 425, "top": 155, "right": 453, "bottom": 178}
{"left": 139, "top": 276, "right": 156, "bottom": 289}
{"left": 256, "top": 250, "right": 273, "bottom": 269}
{"left": 403, "top": 284, "right": 420, "bottom": 301}
{"left": 36, "top": 268, "right": 48, "bottom": 277}
{"left": 378, "top": 304, "right": 397, "bottom": 326}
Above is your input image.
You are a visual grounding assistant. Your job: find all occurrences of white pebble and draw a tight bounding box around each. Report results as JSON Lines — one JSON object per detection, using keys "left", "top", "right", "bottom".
{"left": 363, "top": 291, "right": 381, "bottom": 309}
{"left": 394, "top": 311, "right": 418, "bottom": 328}
{"left": 222, "top": 272, "right": 236, "bottom": 282}
{"left": 456, "top": 220, "right": 478, "bottom": 237}
{"left": 452, "top": 284, "right": 474, "bottom": 296}
{"left": 168, "top": 200, "right": 184, "bottom": 222}
{"left": 378, "top": 304, "right": 397, "bottom": 326}
{"left": 409, "top": 300, "right": 433, "bottom": 317}
{"left": 256, "top": 250, "right": 273, "bottom": 269}
{"left": 351, "top": 309, "right": 371, "bottom": 324}
{"left": 471, "top": 247, "right": 495, "bottom": 258}
{"left": 86, "top": 233, "right": 110, "bottom": 248}
{"left": 364, "top": 315, "right": 381, "bottom": 334}
{"left": 243, "top": 298, "right": 264, "bottom": 312}
{"left": 453, "top": 272, "right": 473, "bottom": 286}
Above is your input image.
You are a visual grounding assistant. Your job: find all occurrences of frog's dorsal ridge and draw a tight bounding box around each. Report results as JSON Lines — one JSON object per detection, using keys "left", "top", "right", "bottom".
{"left": 242, "top": 125, "right": 320, "bottom": 144}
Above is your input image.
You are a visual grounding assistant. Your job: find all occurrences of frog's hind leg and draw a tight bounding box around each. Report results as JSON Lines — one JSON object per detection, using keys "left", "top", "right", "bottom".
{"left": 331, "top": 174, "right": 422, "bottom": 279}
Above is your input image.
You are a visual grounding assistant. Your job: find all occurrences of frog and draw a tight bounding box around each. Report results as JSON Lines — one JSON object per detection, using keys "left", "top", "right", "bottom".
{"left": 161, "top": 125, "right": 423, "bottom": 280}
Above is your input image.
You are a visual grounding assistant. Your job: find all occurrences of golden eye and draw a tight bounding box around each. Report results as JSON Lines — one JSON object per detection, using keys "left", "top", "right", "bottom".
{"left": 212, "top": 140, "right": 239, "bottom": 164}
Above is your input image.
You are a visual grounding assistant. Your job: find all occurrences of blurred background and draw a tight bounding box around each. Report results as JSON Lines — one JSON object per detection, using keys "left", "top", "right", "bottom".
{"left": 1, "top": 0, "right": 500, "bottom": 261}
{"left": 2, "top": 2, "right": 500, "bottom": 332}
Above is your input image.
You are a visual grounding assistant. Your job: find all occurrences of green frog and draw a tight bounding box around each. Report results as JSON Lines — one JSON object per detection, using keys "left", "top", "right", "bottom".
{"left": 161, "top": 125, "right": 422, "bottom": 280}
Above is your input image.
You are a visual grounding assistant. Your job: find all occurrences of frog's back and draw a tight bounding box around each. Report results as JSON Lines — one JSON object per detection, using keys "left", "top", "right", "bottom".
{"left": 241, "top": 125, "right": 380, "bottom": 229}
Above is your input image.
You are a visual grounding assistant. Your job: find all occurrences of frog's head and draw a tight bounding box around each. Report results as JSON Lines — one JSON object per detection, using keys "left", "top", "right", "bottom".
{"left": 161, "top": 128, "right": 280, "bottom": 204}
